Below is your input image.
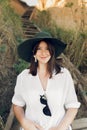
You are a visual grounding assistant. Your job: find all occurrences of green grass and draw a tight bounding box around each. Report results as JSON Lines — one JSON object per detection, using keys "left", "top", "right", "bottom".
{"left": 0, "top": 0, "right": 24, "bottom": 76}
{"left": 32, "top": 9, "right": 87, "bottom": 70}
{"left": 13, "top": 59, "right": 29, "bottom": 74}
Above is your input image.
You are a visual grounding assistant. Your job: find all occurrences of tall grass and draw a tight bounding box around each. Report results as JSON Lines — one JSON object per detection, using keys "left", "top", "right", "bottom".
{"left": 0, "top": 0, "right": 24, "bottom": 126}
{"left": 0, "top": 0, "right": 23, "bottom": 39}
{"left": 32, "top": 9, "right": 87, "bottom": 72}
{"left": 0, "top": 0, "right": 23, "bottom": 76}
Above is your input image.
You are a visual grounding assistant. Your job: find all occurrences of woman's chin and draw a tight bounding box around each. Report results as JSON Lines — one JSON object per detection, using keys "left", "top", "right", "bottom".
{"left": 39, "top": 60, "right": 49, "bottom": 64}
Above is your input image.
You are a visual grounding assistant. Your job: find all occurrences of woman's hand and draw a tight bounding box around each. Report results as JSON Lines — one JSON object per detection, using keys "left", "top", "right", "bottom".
{"left": 49, "top": 126, "right": 58, "bottom": 130}
{"left": 49, "top": 108, "right": 78, "bottom": 130}
{"left": 34, "top": 122, "right": 44, "bottom": 130}
{"left": 13, "top": 105, "right": 44, "bottom": 130}
{"left": 22, "top": 118, "right": 44, "bottom": 130}
{"left": 22, "top": 118, "right": 37, "bottom": 130}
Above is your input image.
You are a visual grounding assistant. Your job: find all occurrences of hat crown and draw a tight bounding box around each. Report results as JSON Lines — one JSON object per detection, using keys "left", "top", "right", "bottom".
{"left": 34, "top": 31, "right": 52, "bottom": 39}
{"left": 18, "top": 31, "right": 67, "bottom": 62}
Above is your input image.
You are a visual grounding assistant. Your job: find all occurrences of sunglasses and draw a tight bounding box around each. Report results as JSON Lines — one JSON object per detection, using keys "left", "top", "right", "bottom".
{"left": 40, "top": 95, "right": 51, "bottom": 116}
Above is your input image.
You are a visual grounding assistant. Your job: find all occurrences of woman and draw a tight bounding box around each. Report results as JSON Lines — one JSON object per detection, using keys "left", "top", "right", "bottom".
{"left": 12, "top": 31, "right": 80, "bottom": 130}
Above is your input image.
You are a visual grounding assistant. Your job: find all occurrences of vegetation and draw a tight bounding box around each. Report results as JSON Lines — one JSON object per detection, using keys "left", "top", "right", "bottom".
{"left": 32, "top": 9, "right": 87, "bottom": 73}
{"left": 0, "top": 0, "right": 23, "bottom": 77}
{"left": 13, "top": 59, "right": 29, "bottom": 74}
{"left": 0, "top": 0, "right": 23, "bottom": 127}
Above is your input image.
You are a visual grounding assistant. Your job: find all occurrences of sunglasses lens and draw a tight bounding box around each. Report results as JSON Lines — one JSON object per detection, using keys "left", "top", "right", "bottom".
{"left": 43, "top": 106, "right": 51, "bottom": 116}
{"left": 40, "top": 98, "right": 47, "bottom": 104}
{"left": 40, "top": 95, "right": 51, "bottom": 116}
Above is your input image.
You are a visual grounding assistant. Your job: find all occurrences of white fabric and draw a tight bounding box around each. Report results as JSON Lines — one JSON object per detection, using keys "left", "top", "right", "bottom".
{"left": 12, "top": 67, "right": 81, "bottom": 130}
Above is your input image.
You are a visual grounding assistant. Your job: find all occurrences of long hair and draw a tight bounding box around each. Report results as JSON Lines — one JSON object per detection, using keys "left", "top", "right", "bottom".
{"left": 29, "top": 40, "right": 62, "bottom": 78}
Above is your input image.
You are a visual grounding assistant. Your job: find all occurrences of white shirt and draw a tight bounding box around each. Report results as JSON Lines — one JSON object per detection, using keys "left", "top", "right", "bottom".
{"left": 12, "top": 67, "right": 80, "bottom": 130}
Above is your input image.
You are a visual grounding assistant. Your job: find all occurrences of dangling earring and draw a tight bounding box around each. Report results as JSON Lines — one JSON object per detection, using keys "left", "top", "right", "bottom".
{"left": 34, "top": 56, "right": 37, "bottom": 62}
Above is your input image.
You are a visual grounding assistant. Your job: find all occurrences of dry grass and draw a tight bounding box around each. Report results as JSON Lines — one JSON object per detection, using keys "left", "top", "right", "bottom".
{"left": 31, "top": 9, "right": 87, "bottom": 74}
{"left": 0, "top": 0, "right": 24, "bottom": 126}
{"left": 0, "top": 0, "right": 23, "bottom": 77}
{"left": 0, "top": 116, "right": 4, "bottom": 130}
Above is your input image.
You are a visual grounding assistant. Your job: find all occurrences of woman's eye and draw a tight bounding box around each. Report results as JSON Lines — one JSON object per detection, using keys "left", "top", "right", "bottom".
{"left": 37, "top": 48, "right": 49, "bottom": 50}
{"left": 37, "top": 47, "right": 41, "bottom": 50}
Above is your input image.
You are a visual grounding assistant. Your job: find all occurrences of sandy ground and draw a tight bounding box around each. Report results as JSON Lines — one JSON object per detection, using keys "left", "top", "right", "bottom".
{"left": 10, "top": 0, "right": 28, "bottom": 15}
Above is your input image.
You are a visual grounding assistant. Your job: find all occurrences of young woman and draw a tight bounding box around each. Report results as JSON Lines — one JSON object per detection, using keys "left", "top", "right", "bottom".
{"left": 12, "top": 31, "right": 80, "bottom": 130}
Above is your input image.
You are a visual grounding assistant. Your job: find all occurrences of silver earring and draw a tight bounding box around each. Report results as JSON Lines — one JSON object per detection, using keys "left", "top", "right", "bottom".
{"left": 35, "top": 57, "right": 37, "bottom": 62}
{"left": 34, "top": 56, "right": 37, "bottom": 62}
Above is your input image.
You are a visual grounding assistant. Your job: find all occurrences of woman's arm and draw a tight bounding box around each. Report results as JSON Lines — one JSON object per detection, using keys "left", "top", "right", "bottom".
{"left": 13, "top": 104, "right": 43, "bottom": 130}
{"left": 49, "top": 108, "right": 78, "bottom": 130}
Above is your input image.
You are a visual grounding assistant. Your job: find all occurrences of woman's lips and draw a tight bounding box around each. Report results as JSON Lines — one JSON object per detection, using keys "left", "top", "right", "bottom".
{"left": 40, "top": 57, "right": 47, "bottom": 59}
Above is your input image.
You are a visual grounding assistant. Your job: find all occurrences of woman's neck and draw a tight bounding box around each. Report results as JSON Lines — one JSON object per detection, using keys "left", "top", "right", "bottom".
{"left": 37, "top": 64, "right": 48, "bottom": 76}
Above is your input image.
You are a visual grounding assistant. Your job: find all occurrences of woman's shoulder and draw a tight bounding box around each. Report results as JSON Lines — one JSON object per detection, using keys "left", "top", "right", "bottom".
{"left": 61, "top": 67, "right": 70, "bottom": 73}
{"left": 17, "top": 68, "right": 30, "bottom": 77}
{"left": 60, "top": 67, "right": 72, "bottom": 79}
{"left": 60, "top": 67, "right": 71, "bottom": 76}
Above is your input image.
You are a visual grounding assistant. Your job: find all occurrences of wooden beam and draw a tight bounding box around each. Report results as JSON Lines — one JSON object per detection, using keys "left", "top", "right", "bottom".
{"left": 4, "top": 106, "right": 14, "bottom": 130}
{"left": 72, "top": 118, "right": 87, "bottom": 129}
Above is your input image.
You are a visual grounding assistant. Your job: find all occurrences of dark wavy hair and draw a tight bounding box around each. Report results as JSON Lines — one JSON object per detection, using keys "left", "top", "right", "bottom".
{"left": 29, "top": 40, "right": 62, "bottom": 78}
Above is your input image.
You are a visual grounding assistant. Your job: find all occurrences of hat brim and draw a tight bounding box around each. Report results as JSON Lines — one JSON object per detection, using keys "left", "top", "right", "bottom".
{"left": 18, "top": 38, "right": 67, "bottom": 62}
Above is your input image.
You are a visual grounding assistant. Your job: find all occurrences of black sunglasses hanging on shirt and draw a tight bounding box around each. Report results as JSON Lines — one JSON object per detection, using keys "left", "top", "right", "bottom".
{"left": 40, "top": 95, "right": 51, "bottom": 116}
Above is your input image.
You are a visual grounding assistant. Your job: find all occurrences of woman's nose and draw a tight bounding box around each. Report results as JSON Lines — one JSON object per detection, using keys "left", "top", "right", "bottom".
{"left": 41, "top": 50, "right": 47, "bottom": 55}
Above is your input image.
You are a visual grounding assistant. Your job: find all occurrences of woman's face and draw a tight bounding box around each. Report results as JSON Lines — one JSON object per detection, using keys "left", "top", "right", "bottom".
{"left": 35, "top": 41, "right": 51, "bottom": 64}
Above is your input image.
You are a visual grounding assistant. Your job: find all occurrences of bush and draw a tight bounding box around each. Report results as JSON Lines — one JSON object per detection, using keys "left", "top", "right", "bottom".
{"left": 31, "top": 9, "right": 87, "bottom": 71}
{"left": 13, "top": 59, "right": 29, "bottom": 74}
{"left": 0, "top": 0, "right": 24, "bottom": 77}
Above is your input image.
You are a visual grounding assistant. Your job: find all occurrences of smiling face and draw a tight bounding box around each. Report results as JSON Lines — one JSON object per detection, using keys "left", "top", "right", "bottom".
{"left": 34, "top": 41, "right": 51, "bottom": 65}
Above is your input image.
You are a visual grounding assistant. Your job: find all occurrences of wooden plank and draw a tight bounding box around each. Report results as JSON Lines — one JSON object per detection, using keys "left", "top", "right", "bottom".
{"left": 10, "top": 120, "right": 20, "bottom": 130}
{"left": 4, "top": 105, "right": 14, "bottom": 130}
{"left": 72, "top": 118, "right": 87, "bottom": 129}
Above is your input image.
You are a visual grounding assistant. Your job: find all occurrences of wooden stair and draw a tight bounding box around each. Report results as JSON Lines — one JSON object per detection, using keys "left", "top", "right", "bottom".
{"left": 21, "top": 6, "right": 40, "bottom": 39}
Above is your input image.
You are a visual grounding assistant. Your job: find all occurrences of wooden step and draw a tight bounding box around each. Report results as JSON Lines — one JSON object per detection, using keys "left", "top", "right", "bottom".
{"left": 22, "top": 25, "right": 38, "bottom": 29}
{"left": 72, "top": 118, "right": 87, "bottom": 130}
{"left": 21, "top": 7, "right": 35, "bottom": 19}
{"left": 23, "top": 28, "right": 38, "bottom": 32}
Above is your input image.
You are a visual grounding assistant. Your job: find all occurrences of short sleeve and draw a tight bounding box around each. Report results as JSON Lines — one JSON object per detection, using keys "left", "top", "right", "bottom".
{"left": 64, "top": 69, "right": 81, "bottom": 109}
{"left": 12, "top": 74, "right": 25, "bottom": 107}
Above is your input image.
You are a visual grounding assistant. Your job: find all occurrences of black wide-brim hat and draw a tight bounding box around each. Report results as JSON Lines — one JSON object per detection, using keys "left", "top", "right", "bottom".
{"left": 18, "top": 31, "right": 67, "bottom": 62}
